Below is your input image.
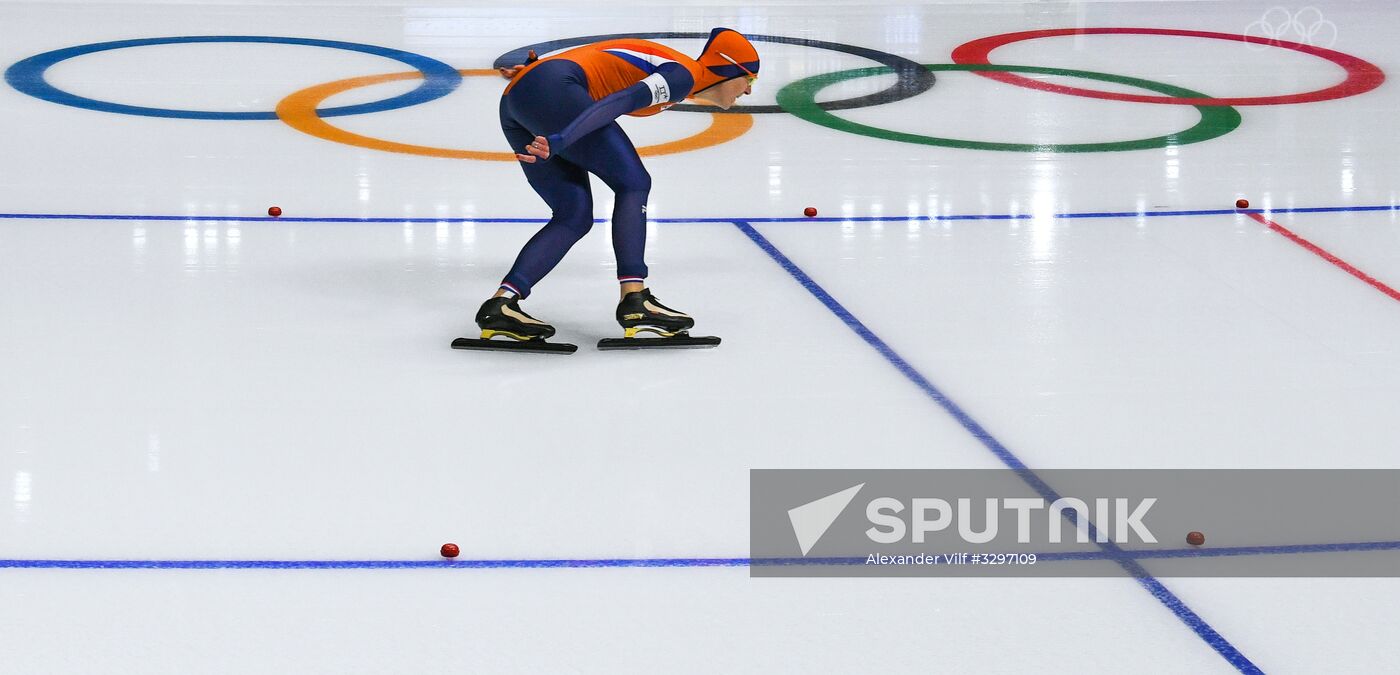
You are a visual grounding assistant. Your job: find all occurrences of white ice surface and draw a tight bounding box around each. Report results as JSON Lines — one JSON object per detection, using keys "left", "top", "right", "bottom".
{"left": 2, "top": 1, "right": 1399, "bottom": 672}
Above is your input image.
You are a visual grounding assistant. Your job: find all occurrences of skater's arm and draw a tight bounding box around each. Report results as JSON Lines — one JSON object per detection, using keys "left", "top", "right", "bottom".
{"left": 522, "top": 63, "right": 694, "bottom": 162}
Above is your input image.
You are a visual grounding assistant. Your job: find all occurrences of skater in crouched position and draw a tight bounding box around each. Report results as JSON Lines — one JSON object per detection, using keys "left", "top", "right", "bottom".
{"left": 474, "top": 28, "right": 759, "bottom": 344}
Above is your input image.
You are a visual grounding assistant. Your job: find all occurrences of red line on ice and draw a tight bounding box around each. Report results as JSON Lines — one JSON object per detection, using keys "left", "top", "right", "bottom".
{"left": 1248, "top": 211, "right": 1400, "bottom": 303}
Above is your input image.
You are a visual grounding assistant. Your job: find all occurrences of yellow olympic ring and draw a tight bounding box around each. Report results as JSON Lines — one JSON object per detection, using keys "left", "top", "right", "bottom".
{"left": 275, "top": 68, "right": 753, "bottom": 160}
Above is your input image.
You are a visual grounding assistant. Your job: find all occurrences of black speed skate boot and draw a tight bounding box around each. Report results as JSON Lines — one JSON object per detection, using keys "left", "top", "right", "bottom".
{"left": 616, "top": 289, "right": 695, "bottom": 337}
{"left": 598, "top": 289, "right": 719, "bottom": 350}
{"left": 453, "top": 296, "right": 577, "bottom": 354}
{"left": 475, "top": 296, "right": 556, "bottom": 341}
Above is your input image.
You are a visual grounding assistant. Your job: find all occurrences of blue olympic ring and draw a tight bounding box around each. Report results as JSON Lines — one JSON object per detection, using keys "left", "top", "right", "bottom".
{"left": 4, "top": 36, "right": 462, "bottom": 120}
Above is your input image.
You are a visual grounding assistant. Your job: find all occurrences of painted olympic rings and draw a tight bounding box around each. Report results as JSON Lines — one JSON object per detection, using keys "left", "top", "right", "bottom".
{"left": 276, "top": 69, "right": 753, "bottom": 160}
{"left": 3, "top": 36, "right": 462, "bottom": 120}
{"left": 951, "top": 28, "right": 1385, "bottom": 106}
{"left": 776, "top": 64, "right": 1242, "bottom": 153}
{"left": 4, "top": 28, "right": 1387, "bottom": 158}
{"left": 493, "top": 33, "right": 936, "bottom": 114}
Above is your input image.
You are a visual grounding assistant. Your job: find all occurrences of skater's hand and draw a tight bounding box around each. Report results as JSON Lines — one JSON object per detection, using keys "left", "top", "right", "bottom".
{"left": 498, "top": 50, "right": 538, "bottom": 79}
{"left": 516, "top": 135, "right": 551, "bottom": 163}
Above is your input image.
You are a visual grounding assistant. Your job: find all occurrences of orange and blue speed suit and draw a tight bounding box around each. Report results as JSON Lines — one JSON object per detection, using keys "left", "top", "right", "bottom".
{"left": 496, "top": 40, "right": 700, "bottom": 298}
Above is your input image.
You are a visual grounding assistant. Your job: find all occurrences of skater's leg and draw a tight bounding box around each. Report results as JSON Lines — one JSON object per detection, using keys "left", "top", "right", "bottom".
{"left": 552, "top": 119, "right": 700, "bottom": 335}
{"left": 496, "top": 92, "right": 596, "bottom": 300}
{"left": 554, "top": 123, "right": 651, "bottom": 299}
{"left": 473, "top": 69, "right": 601, "bottom": 341}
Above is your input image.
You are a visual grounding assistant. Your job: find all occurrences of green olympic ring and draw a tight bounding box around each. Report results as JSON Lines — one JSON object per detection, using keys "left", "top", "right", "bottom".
{"left": 775, "top": 63, "right": 1242, "bottom": 152}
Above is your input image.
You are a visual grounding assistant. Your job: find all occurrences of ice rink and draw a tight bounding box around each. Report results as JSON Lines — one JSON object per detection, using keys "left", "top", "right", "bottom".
{"left": 2, "top": 0, "right": 1399, "bottom": 672}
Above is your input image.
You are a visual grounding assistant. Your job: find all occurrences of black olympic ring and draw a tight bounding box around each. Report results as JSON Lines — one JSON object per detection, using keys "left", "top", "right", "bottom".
{"left": 493, "top": 32, "right": 935, "bottom": 114}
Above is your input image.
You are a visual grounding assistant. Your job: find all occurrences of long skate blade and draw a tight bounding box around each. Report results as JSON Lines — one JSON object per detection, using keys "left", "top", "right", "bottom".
{"left": 452, "top": 337, "right": 578, "bottom": 354}
{"left": 597, "top": 335, "right": 721, "bottom": 351}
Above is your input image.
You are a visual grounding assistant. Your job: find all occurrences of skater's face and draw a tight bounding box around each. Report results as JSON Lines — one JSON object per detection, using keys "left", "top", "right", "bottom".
{"left": 706, "top": 76, "right": 752, "bottom": 109}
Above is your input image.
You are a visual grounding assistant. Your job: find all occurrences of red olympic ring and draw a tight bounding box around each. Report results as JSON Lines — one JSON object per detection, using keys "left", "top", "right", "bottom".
{"left": 951, "top": 27, "right": 1385, "bottom": 106}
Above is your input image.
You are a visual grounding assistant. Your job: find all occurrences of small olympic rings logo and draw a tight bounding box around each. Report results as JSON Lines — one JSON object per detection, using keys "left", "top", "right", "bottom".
{"left": 1244, "top": 6, "right": 1339, "bottom": 50}
{"left": 3, "top": 28, "right": 1385, "bottom": 158}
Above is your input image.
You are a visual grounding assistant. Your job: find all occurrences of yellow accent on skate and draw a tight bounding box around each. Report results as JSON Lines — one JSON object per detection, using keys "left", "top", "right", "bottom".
{"left": 623, "top": 326, "right": 678, "bottom": 338}
{"left": 481, "top": 329, "right": 536, "bottom": 341}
